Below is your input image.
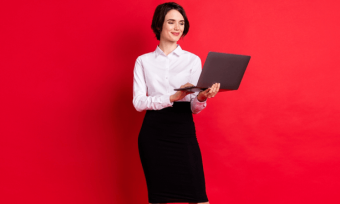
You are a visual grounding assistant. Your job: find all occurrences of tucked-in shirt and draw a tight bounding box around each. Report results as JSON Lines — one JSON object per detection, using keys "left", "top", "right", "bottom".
{"left": 133, "top": 44, "right": 207, "bottom": 114}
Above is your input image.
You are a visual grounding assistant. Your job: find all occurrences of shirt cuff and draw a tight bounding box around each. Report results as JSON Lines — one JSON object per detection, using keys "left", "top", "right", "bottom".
{"left": 161, "top": 94, "right": 174, "bottom": 108}
{"left": 191, "top": 95, "right": 207, "bottom": 114}
{"left": 194, "top": 95, "right": 207, "bottom": 105}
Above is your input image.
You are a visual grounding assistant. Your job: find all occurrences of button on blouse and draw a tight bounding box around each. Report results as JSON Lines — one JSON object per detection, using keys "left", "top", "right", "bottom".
{"left": 133, "top": 44, "right": 207, "bottom": 114}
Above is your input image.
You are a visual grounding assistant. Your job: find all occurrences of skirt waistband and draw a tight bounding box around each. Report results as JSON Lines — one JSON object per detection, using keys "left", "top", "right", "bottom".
{"left": 147, "top": 102, "right": 191, "bottom": 114}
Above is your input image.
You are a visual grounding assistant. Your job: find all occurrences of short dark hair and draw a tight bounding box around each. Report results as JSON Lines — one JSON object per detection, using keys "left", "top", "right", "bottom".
{"left": 151, "top": 2, "right": 190, "bottom": 41}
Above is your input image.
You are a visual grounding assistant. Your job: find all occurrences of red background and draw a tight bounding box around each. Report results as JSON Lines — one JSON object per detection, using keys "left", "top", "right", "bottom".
{"left": 1, "top": 0, "right": 340, "bottom": 203}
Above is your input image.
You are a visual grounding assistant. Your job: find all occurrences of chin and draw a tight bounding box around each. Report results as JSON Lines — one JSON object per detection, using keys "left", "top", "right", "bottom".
{"left": 166, "top": 37, "right": 178, "bottom": 42}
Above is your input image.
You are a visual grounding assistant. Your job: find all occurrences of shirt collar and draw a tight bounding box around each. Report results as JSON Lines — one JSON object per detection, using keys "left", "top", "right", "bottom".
{"left": 155, "top": 44, "right": 184, "bottom": 57}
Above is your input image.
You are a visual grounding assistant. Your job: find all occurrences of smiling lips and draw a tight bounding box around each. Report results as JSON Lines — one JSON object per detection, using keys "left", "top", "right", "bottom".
{"left": 171, "top": 32, "right": 180, "bottom": 36}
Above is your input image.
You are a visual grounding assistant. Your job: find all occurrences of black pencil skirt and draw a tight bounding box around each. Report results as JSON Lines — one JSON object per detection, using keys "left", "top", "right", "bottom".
{"left": 138, "top": 102, "right": 209, "bottom": 203}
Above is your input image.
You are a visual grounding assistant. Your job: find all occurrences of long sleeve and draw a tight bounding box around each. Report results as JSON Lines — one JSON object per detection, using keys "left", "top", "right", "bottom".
{"left": 133, "top": 57, "right": 174, "bottom": 112}
{"left": 190, "top": 56, "right": 207, "bottom": 114}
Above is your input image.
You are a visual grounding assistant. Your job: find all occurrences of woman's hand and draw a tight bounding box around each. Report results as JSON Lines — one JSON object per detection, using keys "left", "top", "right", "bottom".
{"left": 197, "top": 83, "right": 220, "bottom": 102}
{"left": 170, "top": 83, "right": 195, "bottom": 102}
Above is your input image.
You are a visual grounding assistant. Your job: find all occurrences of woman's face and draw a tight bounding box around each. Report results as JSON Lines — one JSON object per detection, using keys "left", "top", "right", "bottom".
{"left": 160, "top": 9, "right": 185, "bottom": 42}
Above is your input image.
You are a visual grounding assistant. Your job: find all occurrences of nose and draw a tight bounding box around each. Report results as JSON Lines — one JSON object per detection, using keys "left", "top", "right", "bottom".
{"left": 174, "top": 22, "right": 179, "bottom": 30}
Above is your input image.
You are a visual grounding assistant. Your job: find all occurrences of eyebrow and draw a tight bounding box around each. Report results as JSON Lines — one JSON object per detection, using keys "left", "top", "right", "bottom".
{"left": 167, "top": 19, "right": 185, "bottom": 22}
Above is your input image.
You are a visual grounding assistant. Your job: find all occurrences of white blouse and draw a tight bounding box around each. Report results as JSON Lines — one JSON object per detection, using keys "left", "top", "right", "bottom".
{"left": 132, "top": 44, "right": 207, "bottom": 114}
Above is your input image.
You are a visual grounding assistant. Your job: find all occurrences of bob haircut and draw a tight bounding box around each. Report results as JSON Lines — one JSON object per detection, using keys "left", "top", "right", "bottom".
{"left": 151, "top": 2, "right": 190, "bottom": 41}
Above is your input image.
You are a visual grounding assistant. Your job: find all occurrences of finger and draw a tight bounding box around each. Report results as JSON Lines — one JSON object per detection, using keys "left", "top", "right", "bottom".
{"left": 210, "top": 90, "right": 215, "bottom": 97}
{"left": 213, "top": 88, "right": 218, "bottom": 96}
{"left": 180, "top": 83, "right": 193, "bottom": 88}
{"left": 215, "top": 83, "right": 219, "bottom": 91}
{"left": 211, "top": 83, "right": 217, "bottom": 93}
{"left": 209, "top": 84, "right": 216, "bottom": 93}
{"left": 201, "top": 89, "right": 209, "bottom": 98}
{"left": 214, "top": 83, "right": 219, "bottom": 94}
{"left": 210, "top": 86, "right": 217, "bottom": 97}
{"left": 210, "top": 83, "right": 217, "bottom": 93}
{"left": 213, "top": 83, "right": 220, "bottom": 96}
{"left": 212, "top": 84, "right": 218, "bottom": 96}
{"left": 184, "top": 83, "right": 194, "bottom": 87}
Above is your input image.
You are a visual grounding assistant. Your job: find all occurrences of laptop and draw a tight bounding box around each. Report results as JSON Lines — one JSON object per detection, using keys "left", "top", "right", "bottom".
{"left": 174, "top": 51, "right": 251, "bottom": 92}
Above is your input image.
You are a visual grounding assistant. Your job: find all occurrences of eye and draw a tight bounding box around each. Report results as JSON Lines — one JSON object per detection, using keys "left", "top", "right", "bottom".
{"left": 167, "top": 21, "right": 184, "bottom": 25}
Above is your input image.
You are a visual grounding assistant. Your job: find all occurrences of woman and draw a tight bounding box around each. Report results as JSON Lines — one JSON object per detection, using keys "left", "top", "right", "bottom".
{"left": 133, "top": 2, "right": 220, "bottom": 204}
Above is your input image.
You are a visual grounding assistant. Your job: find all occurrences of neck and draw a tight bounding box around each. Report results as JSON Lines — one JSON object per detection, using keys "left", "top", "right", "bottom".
{"left": 158, "top": 39, "right": 178, "bottom": 56}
